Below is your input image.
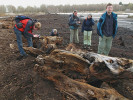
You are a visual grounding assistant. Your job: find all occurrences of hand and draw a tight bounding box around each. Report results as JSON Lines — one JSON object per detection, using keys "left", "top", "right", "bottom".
{"left": 33, "top": 34, "right": 39, "bottom": 37}
{"left": 78, "top": 21, "right": 81, "bottom": 24}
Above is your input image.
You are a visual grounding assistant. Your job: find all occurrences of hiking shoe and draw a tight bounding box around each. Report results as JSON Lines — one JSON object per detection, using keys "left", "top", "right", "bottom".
{"left": 16, "top": 54, "right": 28, "bottom": 60}
{"left": 16, "top": 55, "right": 23, "bottom": 60}
{"left": 83, "top": 45, "right": 87, "bottom": 49}
{"left": 23, "top": 54, "right": 28, "bottom": 59}
{"left": 87, "top": 46, "right": 92, "bottom": 51}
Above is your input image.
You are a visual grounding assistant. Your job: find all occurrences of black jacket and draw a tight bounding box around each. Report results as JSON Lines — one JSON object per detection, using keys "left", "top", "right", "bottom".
{"left": 81, "top": 18, "right": 95, "bottom": 32}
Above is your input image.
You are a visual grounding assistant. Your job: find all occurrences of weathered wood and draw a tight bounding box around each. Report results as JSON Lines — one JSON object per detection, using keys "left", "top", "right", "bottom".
{"left": 34, "top": 64, "right": 128, "bottom": 100}
{"left": 44, "top": 36, "right": 63, "bottom": 44}
{"left": 33, "top": 36, "right": 63, "bottom": 47}
{"left": 23, "top": 47, "right": 45, "bottom": 56}
{"left": 32, "top": 36, "right": 63, "bottom": 53}
{"left": 0, "top": 17, "right": 14, "bottom": 29}
{"left": 65, "top": 43, "right": 85, "bottom": 55}
{"left": 42, "top": 49, "right": 90, "bottom": 75}
{"left": 83, "top": 52, "right": 133, "bottom": 79}
{"left": 83, "top": 52, "right": 133, "bottom": 99}
{"left": 24, "top": 45, "right": 133, "bottom": 99}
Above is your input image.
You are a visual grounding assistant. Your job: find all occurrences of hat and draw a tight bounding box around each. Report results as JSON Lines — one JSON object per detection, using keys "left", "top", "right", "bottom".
{"left": 35, "top": 22, "right": 41, "bottom": 30}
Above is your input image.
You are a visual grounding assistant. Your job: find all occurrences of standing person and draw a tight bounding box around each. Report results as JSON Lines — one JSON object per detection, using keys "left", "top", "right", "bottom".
{"left": 97, "top": 3, "right": 118, "bottom": 56}
{"left": 14, "top": 16, "right": 41, "bottom": 60}
{"left": 81, "top": 14, "right": 95, "bottom": 49}
{"left": 50, "top": 29, "right": 59, "bottom": 36}
{"left": 69, "top": 10, "right": 80, "bottom": 44}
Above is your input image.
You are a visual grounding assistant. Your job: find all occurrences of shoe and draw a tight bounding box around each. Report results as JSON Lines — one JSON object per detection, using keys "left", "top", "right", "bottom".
{"left": 23, "top": 54, "right": 28, "bottom": 59}
{"left": 16, "top": 55, "right": 23, "bottom": 60}
{"left": 87, "top": 46, "right": 92, "bottom": 51}
{"left": 16, "top": 54, "right": 28, "bottom": 60}
{"left": 83, "top": 45, "right": 87, "bottom": 49}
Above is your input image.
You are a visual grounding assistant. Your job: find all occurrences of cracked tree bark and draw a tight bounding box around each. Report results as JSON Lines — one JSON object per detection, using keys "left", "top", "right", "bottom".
{"left": 23, "top": 46, "right": 133, "bottom": 99}
{"left": 34, "top": 64, "right": 128, "bottom": 100}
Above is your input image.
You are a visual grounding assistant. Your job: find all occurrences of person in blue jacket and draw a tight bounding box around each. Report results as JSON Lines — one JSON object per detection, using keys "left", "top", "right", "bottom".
{"left": 81, "top": 14, "right": 95, "bottom": 49}
{"left": 68, "top": 10, "right": 81, "bottom": 44}
{"left": 97, "top": 3, "right": 118, "bottom": 56}
{"left": 50, "top": 29, "right": 59, "bottom": 36}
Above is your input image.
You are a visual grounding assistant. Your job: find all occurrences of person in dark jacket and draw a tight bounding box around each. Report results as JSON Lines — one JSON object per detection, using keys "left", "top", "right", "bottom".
{"left": 50, "top": 29, "right": 59, "bottom": 36}
{"left": 68, "top": 10, "right": 81, "bottom": 44}
{"left": 97, "top": 3, "right": 118, "bottom": 56}
{"left": 81, "top": 14, "right": 95, "bottom": 49}
{"left": 14, "top": 18, "right": 41, "bottom": 60}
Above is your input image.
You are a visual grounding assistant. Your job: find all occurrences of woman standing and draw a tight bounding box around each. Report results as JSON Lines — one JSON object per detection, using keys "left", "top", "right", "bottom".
{"left": 81, "top": 14, "right": 95, "bottom": 49}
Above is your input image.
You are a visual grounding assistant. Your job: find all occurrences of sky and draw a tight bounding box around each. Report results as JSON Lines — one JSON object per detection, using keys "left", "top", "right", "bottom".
{"left": 0, "top": 0, "right": 133, "bottom": 7}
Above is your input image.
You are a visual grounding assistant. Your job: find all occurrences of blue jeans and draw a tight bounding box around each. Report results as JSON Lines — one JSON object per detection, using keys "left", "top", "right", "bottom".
{"left": 14, "top": 26, "right": 33, "bottom": 56}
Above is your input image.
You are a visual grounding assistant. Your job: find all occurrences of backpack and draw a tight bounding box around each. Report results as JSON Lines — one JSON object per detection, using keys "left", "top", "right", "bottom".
{"left": 15, "top": 15, "right": 32, "bottom": 28}
{"left": 68, "top": 14, "right": 74, "bottom": 26}
{"left": 15, "top": 15, "right": 32, "bottom": 23}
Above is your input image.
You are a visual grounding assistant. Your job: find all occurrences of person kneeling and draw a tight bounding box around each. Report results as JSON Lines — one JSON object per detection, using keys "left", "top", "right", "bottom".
{"left": 50, "top": 29, "right": 59, "bottom": 36}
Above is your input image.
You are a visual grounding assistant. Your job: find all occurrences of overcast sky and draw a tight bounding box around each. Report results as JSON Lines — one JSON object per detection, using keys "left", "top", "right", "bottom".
{"left": 0, "top": 0, "right": 133, "bottom": 7}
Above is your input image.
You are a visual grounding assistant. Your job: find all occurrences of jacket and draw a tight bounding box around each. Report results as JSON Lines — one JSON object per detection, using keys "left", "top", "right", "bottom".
{"left": 15, "top": 19, "right": 34, "bottom": 37}
{"left": 97, "top": 12, "right": 118, "bottom": 38}
{"left": 81, "top": 18, "right": 95, "bottom": 32}
{"left": 69, "top": 14, "right": 80, "bottom": 29}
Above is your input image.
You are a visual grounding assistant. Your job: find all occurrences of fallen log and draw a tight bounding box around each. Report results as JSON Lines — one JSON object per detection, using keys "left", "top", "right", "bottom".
{"left": 83, "top": 52, "right": 133, "bottom": 99}
{"left": 82, "top": 52, "right": 133, "bottom": 79}
{"left": 23, "top": 45, "right": 56, "bottom": 56}
{"left": 34, "top": 64, "right": 128, "bottom": 100}
{"left": 37, "top": 49, "right": 90, "bottom": 78}
{"left": 32, "top": 36, "right": 63, "bottom": 53}
{"left": 24, "top": 45, "right": 133, "bottom": 99}
{"left": 33, "top": 36, "right": 63, "bottom": 47}
{"left": 44, "top": 36, "right": 63, "bottom": 45}
{"left": 23, "top": 47, "right": 45, "bottom": 56}
{"left": 65, "top": 43, "right": 85, "bottom": 56}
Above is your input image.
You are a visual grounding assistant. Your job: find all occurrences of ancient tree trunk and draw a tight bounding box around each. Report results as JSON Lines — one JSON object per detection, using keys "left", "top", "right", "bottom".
{"left": 34, "top": 64, "right": 128, "bottom": 100}
{"left": 23, "top": 47, "right": 45, "bottom": 56}
{"left": 83, "top": 52, "right": 133, "bottom": 99}
{"left": 24, "top": 46, "right": 133, "bottom": 99}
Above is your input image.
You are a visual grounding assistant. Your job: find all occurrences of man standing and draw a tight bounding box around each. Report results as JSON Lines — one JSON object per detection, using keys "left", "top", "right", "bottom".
{"left": 97, "top": 3, "right": 118, "bottom": 56}
{"left": 14, "top": 17, "right": 41, "bottom": 60}
{"left": 69, "top": 10, "right": 80, "bottom": 44}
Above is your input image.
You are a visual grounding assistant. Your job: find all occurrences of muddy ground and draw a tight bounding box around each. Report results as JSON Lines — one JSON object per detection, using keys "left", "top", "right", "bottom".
{"left": 0, "top": 14, "right": 133, "bottom": 100}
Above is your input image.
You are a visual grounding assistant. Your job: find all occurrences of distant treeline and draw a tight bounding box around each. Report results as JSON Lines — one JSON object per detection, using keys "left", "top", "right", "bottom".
{"left": 0, "top": 3, "right": 133, "bottom": 13}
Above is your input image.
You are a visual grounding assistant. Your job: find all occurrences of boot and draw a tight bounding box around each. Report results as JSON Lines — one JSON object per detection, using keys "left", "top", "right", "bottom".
{"left": 16, "top": 54, "right": 28, "bottom": 60}
{"left": 83, "top": 45, "right": 87, "bottom": 49}
{"left": 87, "top": 45, "right": 92, "bottom": 51}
